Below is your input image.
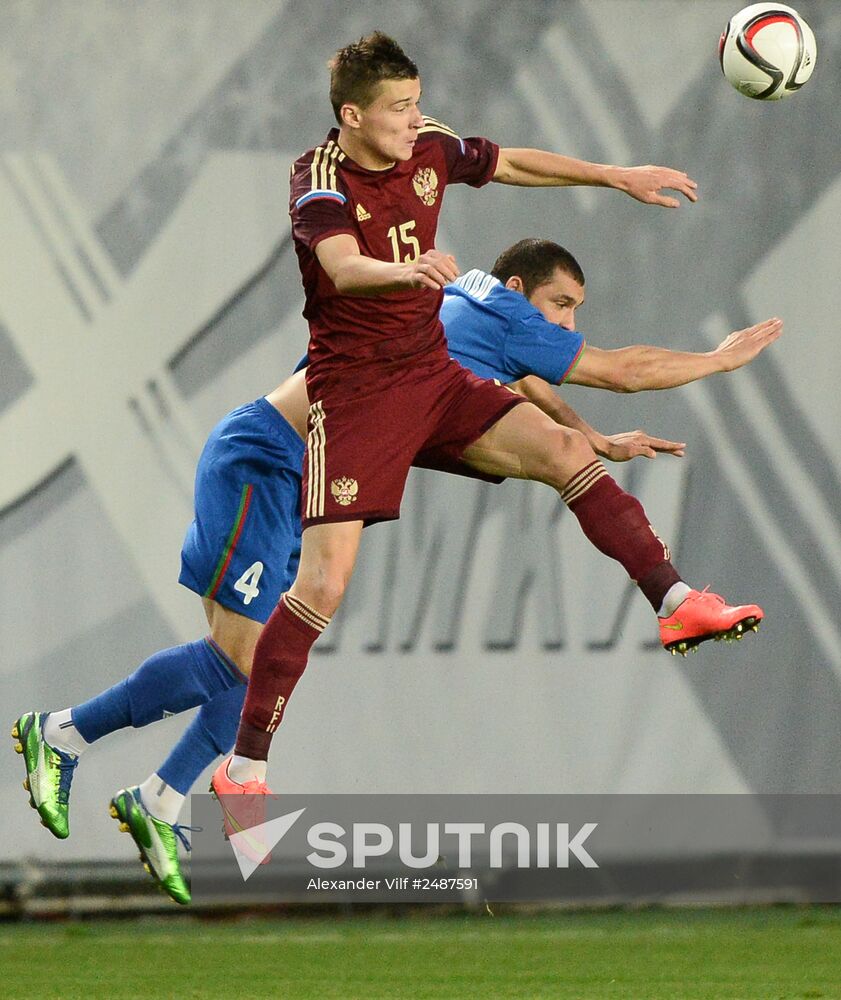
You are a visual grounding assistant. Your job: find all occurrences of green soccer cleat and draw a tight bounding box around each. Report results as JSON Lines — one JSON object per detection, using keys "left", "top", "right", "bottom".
{"left": 11, "top": 712, "right": 78, "bottom": 839}
{"left": 109, "top": 786, "right": 196, "bottom": 906}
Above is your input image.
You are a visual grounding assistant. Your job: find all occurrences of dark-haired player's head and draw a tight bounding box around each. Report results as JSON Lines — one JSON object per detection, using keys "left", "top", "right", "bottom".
{"left": 491, "top": 239, "right": 586, "bottom": 330}
{"left": 328, "top": 32, "right": 423, "bottom": 168}
{"left": 329, "top": 32, "right": 419, "bottom": 121}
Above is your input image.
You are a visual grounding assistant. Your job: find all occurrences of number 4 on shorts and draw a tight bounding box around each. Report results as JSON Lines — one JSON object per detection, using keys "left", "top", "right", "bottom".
{"left": 234, "top": 562, "right": 264, "bottom": 605}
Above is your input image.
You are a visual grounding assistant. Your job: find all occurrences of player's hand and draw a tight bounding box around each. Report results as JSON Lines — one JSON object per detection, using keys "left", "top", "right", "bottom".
{"left": 600, "top": 431, "right": 686, "bottom": 462}
{"left": 615, "top": 165, "right": 699, "bottom": 208}
{"left": 406, "top": 250, "right": 460, "bottom": 291}
{"left": 713, "top": 317, "right": 783, "bottom": 372}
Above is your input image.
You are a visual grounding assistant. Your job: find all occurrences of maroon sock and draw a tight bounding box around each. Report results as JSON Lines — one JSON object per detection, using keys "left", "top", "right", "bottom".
{"left": 561, "top": 460, "right": 681, "bottom": 611}
{"left": 234, "top": 594, "right": 330, "bottom": 761}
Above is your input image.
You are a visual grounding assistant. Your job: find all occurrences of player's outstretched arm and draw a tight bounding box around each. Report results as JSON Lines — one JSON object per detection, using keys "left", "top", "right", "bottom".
{"left": 316, "top": 235, "right": 459, "bottom": 295}
{"left": 566, "top": 317, "right": 782, "bottom": 393}
{"left": 493, "top": 149, "right": 698, "bottom": 207}
{"left": 509, "top": 375, "right": 685, "bottom": 461}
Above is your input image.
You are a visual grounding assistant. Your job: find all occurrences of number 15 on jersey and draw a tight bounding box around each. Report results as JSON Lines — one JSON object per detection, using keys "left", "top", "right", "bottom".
{"left": 387, "top": 220, "right": 420, "bottom": 263}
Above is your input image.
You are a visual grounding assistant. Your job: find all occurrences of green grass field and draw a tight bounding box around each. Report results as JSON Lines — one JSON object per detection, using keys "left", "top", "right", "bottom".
{"left": 2, "top": 907, "right": 839, "bottom": 999}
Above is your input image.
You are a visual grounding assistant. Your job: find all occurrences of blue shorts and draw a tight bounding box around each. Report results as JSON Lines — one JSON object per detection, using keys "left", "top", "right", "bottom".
{"left": 179, "top": 398, "right": 304, "bottom": 624}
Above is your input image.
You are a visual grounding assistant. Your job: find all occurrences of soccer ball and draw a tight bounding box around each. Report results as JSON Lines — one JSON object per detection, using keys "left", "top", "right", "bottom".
{"left": 719, "top": 3, "right": 816, "bottom": 100}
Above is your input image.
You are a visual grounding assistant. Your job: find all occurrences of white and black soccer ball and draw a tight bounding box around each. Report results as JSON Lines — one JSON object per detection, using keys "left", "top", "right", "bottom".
{"left": 719, "top": 3, "right": 816, "bottom": 100}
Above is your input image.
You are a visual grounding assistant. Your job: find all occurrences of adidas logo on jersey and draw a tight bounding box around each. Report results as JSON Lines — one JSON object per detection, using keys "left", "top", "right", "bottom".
{"left": 356, "top": 203, "right": 371, "bottom": 222}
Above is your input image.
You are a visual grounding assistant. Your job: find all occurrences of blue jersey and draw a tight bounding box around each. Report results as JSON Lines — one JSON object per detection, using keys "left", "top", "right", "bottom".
{"left": 441, "top": 269, "right": 585, "bottom": 385}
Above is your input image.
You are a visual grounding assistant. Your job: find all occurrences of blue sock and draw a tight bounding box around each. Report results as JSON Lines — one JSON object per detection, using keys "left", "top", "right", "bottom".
{"left": 72, "top": 638, "right": 246, "bottom": 744}
{"left": 157, "top": 684, "right": 246, "bottom": 795}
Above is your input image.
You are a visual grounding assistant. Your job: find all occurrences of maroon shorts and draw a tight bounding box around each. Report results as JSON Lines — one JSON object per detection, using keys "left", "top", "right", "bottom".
{"left": 302, "top": 352, "right": 524, "bottom": 528}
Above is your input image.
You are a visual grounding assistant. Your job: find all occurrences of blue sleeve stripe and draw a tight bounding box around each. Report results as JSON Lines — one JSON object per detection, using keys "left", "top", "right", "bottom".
{"left": 295, "top": 190, "right": 347, "bottom": 209}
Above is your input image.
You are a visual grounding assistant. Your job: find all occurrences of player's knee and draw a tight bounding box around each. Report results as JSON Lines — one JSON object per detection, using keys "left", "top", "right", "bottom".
{"left": 224, "top": 637, "right": 257, "bottom": 677}
{"left": 206, "top": 612, "right": 262, "bottom": 678}
{"left": 208, "top": 630, "right": 256, "bottom": 678}
{"left": 534, "top": 426, "right": 594, "bottom": 486}
{"left": 291, "top": 568, "right": 349, "bottom": 619}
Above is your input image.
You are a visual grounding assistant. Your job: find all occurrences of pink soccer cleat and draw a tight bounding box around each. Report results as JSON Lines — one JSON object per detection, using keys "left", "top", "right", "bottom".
{"left": 659, "top": 587, "right": 763, "bottom": 656}
{"left": 210, "top": 757, "right": 275, "bottom": 864}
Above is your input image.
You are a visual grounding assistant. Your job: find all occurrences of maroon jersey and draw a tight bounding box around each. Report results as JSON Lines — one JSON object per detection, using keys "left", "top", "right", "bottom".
{"left": 289, "top": 117, "right": 499, "bottom": 379}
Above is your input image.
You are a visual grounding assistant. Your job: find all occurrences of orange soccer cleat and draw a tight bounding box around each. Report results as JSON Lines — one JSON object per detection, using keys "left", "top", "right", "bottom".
{"left": 659, "top": 587, "right": 763, "bottom": 656}
{"left": 210, "top": 757, "right": 275, "bottom": 864}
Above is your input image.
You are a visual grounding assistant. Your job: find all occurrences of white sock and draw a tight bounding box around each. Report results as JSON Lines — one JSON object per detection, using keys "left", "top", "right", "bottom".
{"left": 658, "top": 582, "right": 692, "bottom": 618}
{"left": 43, "top": 708, "right": 89, "bottom": 758}
{"left": 138, "top": 774, "right": 185, "bottom": 826}
{"left": 228, "top": 754, "right": 267, "bottom": 785}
